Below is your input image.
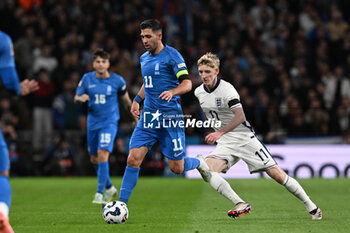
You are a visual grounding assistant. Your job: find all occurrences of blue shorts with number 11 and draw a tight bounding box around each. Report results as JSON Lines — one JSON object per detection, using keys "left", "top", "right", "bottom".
{"left": 129, "top": 124, "right": 186, "bottom": 161}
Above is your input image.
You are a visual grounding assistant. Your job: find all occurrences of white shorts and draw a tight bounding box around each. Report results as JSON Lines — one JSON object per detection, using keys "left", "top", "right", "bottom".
{"left": 206, "top": 136, "right": 277, "bottom": 173}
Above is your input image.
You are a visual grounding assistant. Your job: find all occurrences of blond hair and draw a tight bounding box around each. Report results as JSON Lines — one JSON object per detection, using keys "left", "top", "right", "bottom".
{"left": 197, "top": 53, "right": 220, "bottom": 69}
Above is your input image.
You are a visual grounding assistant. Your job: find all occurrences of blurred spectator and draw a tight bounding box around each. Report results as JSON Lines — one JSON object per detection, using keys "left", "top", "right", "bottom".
{"left": 32, "top": 69, "right": 55, "bottom": 151}
{"left": 43, "top": 133, "right": 74, "bottom": 176}
{"left": 33, "top": 44, "right": 58, "bottom": 74}
{"left": 52, "top": 79, "right": 82, "bottom": 130}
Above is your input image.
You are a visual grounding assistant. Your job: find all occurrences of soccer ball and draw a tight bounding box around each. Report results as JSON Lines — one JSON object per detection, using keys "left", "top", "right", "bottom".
{"left": 102, "top": 201, "right": 129, "bottom": 224}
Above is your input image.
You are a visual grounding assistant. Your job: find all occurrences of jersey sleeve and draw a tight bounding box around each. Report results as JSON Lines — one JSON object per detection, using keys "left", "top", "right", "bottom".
{"left": 169, "top": 49, "right": 188, "bottom": 79}
{"left": 118, "top": 76, "right": 127, "bottom": 96}
{"left": 225, "top": 84, "right": 242, "bottom": 109}
{"left": 75, "top": 74, "right": 87, "bottom": 95}
{"left": 0, "top": 34, "right": 21, "bottom": 95}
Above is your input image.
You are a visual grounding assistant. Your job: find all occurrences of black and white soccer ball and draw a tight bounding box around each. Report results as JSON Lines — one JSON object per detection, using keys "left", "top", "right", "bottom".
{"left": 102, "top": 201, "right": 129, "bottom": 224}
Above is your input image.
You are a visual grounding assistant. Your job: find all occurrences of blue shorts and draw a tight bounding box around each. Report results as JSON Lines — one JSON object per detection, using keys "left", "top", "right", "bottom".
{"left": 0, "top": 131, "right": 9, "bottom": 172}
{"left": 129, "top": 125, "right": 186, "bottom": 161}
{"left": 87, "top": 125, "right": 117, "bottom": 155}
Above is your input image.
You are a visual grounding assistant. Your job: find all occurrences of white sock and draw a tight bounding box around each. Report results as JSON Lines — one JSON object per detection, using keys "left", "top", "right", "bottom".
{"left": 209, "top": 172, "right": 243, "bottom": 205}
{"left": 0, "top": 202, "right": 9, "bottom": 217}
{"left": 283, "top": 175, "right": 317, "bottom": 212}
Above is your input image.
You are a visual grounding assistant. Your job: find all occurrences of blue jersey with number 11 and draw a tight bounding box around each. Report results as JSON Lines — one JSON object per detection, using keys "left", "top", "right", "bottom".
{"left": 140, "top": 45, "right": 188, "bottom": 114}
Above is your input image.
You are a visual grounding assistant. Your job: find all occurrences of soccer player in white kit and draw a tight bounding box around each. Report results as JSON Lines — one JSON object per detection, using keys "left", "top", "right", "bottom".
{"left": 194, "top": 53, "right": 322, "bottom": 220}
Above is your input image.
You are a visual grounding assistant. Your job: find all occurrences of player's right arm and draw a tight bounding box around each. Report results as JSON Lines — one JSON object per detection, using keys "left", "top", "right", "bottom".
{"left": 131, "top": 84, "right": 145, "bottom": 119}
{"left": 205, "top": 107, "right": 246, "bottom": 145}
{"left": 74, "top": 94, "right": 90, "bottom": 103}
{"left": 74, "top": 75, "right": 90, "bottom": 103}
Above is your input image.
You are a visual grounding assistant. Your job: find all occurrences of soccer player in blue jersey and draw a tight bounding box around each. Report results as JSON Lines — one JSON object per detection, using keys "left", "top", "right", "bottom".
{"left": 74, "top": 48, "right": 133, "bottom": 204}
{"left": 118, "top": 19, "right": 209, "bottom": 211}
{"left": 0, "top": 30, "right": 39, "bottom": 233}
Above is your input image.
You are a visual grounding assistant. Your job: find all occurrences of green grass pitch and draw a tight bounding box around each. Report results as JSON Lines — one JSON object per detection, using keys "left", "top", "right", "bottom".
{"left": 9, "top": 177, "right": 350, "bottom": 233}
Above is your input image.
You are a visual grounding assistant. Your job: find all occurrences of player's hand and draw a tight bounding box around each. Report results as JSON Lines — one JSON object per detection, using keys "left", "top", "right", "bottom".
{"left": 205, "top": 132, "right": 224, "bottom": 145}
{"left": 159, "top": 90, "right": 174, "bottom": 102}
{"left": 20, "top": 79, "right": 39, "bottom": 96}
{"left": 131, "top": 101, "right": 140, "bottom": 119}
{"left": 79, "top": 94, "right": 90, "bottom": 102}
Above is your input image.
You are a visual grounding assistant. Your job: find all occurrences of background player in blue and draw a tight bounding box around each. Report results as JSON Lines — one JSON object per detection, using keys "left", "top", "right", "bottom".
{"left": 0, "top": 30, "right": 39, "bottom": 233}
{"left": 74, "top": 48, "right": 133, "bottom": 204}
{"left": 118, "top": 19, "right": 209, "bottom": 210}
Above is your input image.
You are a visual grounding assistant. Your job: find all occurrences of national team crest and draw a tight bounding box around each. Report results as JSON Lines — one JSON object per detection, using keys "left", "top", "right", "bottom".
{"left": 215, "top": 97, "right": 222, "bottom": 107}
{"left": 155, "top": 63, "right": 160, "bottom": 75}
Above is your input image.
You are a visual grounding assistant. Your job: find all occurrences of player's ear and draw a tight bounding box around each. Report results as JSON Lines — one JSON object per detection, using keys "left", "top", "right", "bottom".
{"left": 216, "top": 68, "right": 220, "bottom": 75}
{"left": 158, "top": 31, "right": 162, "bottom": 40}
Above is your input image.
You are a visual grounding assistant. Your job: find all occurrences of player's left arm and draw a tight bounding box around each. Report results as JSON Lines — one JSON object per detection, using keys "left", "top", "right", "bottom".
{"left": 0, "top": 38, "right": 39, "bottom": 96}
{"left": 0, "top": 68, "right": 39, "bottom": 96}
{"left": 120, "top": 92, "right": 133, "bottom": 113}
{"left": 159, "top": 52, "right": 192, "bottom": 102}
{"left": 205, "top": 107, "right": 246, "bottom": 145}
{"left": 159, "top": 77, "right": 191, "bottom": 102}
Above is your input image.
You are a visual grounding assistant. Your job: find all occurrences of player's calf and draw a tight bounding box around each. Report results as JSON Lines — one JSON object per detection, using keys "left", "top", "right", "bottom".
{"left": 196, "top": 154, "right": 212, "bottom": 182}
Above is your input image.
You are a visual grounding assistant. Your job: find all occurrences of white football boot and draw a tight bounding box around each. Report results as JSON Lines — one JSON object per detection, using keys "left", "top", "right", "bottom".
{"left": 227, "top": 202, "right": 251, "bottom": 218}
{"left": 92, "top": 193, "right": 106, "bottom": 205}
{"left": 310, "top": 207, "right": 322, "bottom": 220}
{"left": 103, "top": 186, "right": 118, "bottom": 203}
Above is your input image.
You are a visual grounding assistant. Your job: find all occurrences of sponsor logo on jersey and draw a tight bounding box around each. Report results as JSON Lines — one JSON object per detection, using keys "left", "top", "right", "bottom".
{"left": 88, "top": 84, "right": 96, "bottom": 88}
{"left": 215, "top": 97, "right": 222, "bottom": 107}
{"left": 177, "top": 63, "right": 186, "bottom": 69}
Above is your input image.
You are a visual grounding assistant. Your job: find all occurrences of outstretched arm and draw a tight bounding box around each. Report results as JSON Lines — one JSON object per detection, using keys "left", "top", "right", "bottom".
{"left": 74, "top": 94, "right": 90, "bottom": 103}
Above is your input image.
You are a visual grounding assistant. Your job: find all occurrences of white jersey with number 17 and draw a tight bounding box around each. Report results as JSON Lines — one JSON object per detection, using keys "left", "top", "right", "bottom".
{"left": 194, "top": 78, "right": 255, "bottom": 145}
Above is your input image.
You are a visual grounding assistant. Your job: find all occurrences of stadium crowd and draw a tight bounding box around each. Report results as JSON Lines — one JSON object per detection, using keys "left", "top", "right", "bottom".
{"left": 0, "top": 0, "right": 350, "bottom": 174}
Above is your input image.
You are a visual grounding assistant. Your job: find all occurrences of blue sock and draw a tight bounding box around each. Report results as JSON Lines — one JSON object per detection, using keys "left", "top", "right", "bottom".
{"left": 97, "top": 162, "right": 109, "bottom": 194}
{"left": 94, "top": 164, "right": 112, "bottom": 189}
{"left": 183, "top": 157, "right": 200, "bottom": 172}
{"left": 118, "top": 166, "right": 140, "bottom": 204}
{"left": 0, "top": 175, "right": 11, "bottom": 208}
{"left": 105, "top": 176, "right": 112, "bottom": 190}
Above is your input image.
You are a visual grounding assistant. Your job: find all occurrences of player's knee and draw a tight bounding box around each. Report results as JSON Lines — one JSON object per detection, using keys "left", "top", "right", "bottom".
{"left": 0, "top": 170, "right": 9, "bottom": 177}
{"left": 126, "top": 155, "right": 141, "bottom": 168}
{"left": 170, "top": 167, "right": 183, "bottom": 174}
{"left": 97, "top": 150, "right": 109, "bottom": 162}
{"left": 169, "top": 164, "right": 184, "bottom": 174}
{"left": 267, "top": 167, "right": 285, "bottom": 184}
